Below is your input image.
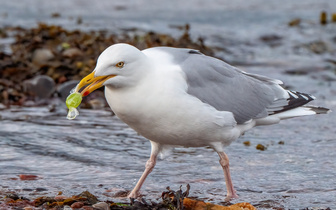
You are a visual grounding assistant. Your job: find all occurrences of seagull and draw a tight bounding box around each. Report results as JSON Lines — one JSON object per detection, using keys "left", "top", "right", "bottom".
{"left": 75, "top": 43, "right": 330, "bottom": 200}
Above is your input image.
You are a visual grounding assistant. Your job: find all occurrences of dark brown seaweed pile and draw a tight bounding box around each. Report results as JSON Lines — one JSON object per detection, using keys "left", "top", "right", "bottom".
{"left": 0, "top": 186, "right": 257, "bottom": 210}
{"left": 0, "top": 23, "right": 213, "bottom": 106}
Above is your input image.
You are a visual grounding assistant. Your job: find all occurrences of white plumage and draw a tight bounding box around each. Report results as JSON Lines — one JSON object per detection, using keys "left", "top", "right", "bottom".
{"left": 76, "top": 43, "right": 330, "bottom": 200}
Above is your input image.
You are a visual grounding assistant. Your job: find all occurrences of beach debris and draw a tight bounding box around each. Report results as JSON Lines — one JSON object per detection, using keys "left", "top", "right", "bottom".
{"left": 320, "top": 11, "right": 327, "bottom": 25}
{"left": 256, "top": 144, "right": 267, "bottom": 151}
{"left": 19, "top": 174, "right": 40, "bottom": 181}
{"left": 65, "top": 91, "right": 82, "bottom": 119}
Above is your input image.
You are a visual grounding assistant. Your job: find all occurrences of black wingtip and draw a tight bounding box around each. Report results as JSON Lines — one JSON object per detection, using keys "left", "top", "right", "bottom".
{"left": 272, "top": 90, "right": 315, "bottom": 115}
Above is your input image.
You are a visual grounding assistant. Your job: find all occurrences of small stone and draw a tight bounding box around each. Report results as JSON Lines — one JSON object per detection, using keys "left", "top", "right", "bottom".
{"left": 63, "top": 206, "right": 72, "bottom": 210}
{"left": 57, "top": 80, "right": 80, "bottom": 101}
{"left": 5, "top": 193, "right": 19, "bottom": 200}
{"left": 62, "top": 48, "right": 83, "bottom": 58}
{"left": 243, "top": 141, "right": 251, "bottom": 146}
{"left": 71, "top": 201, "right": 84, "bottom": 209}
{"left": 55, "top": 195, "right": 68, "bottom": 201}
{"left": 23, "top": 75, "right": 55, "bottom": 99}
{"left": 51, "top": 13, "right": 60, "bottom": 18}
{"left": 113, "top": 190, "right": 129, "bottom": 197}
{"left": 278, "top": 141, "right": 285, "bottom": 145}
{"left": 32, "top": 48, "right": 54, "bottom": 66}
{"left": 308, "top": 41, "right": 328, "bottom": 54}
{"left": 35, "top": 187, "right": 48, "bottom": 192}
{"left": 256, "top": 144, "right": 266, "bottom": 151}
{"left": 288, "top": 18, "right": 301, "bottom": 27}
{"left": 77, "top": 191, "right": 98, "bottom": 205}
{"left": 92, "top": 202, "right": 110, "bottom": 210}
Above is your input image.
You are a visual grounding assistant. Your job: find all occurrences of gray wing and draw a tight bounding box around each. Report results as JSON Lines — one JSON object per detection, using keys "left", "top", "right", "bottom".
{"left": 154, "top": 47, "right": 315, "bottom": 124}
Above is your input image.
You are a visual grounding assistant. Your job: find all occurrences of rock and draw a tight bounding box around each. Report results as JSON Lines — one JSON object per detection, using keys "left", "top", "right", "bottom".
{"left": 288, "top": 18, "right": 301, "bottom": 27}
{"left": 32, "top": 196, "right": 56, "bottom": 207}
{"left": 243, "top": 141, "right": 251, "bottom": 146}
{"left": 92, "top": 202, "right": 110, "bottom": 210}
{"left": 54, "top": 195, "right": 68, "bottom": 201}
{"left": 112, "top": 190, "right": 129, "bottom": 197}
{"left": 70, "top": 201, "right": 84, "bottom": 209}
{"left": 35, "top": 187, "right": 48, "bottom": 192}
{"left": 5, "top": 193, "right": 19, "bottom": 200}
{"left": 256, "top": 144, "right": 266, "bottom": 151}
{"left": 57, "top": 80, "right": 79, "bottom": 101}
{"left": 260, "top": 34, "right": 283, "bottom": 47}
{"left": 76, "top": 191, "right": 98, "bottom": 205}
{"left": 32, "top": 48, "right": 54, "bottom": 66}
{"left": 63, "top": 206, "right": 72, "bottom": 210}
{"left": 307, "top": 40, "right": 328, "bottom": 54}
{"left": 62, "top": 48, "right": 83, "bottom": 58}
{"left": 23, "top": 75, "right": 55, "bottom": 99}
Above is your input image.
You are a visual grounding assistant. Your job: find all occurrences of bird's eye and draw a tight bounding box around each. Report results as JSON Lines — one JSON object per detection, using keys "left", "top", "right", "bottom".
{"left": 116, "top": 62, "right": 124, "bottom": 68}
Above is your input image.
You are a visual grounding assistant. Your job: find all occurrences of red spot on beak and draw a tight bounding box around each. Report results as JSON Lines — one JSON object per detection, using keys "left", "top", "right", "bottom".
{"left": 83, "top": 91, "right": 90, "bottom": 97}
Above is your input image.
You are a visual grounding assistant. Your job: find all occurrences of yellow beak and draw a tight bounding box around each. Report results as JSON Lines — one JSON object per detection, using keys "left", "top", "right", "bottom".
{"left": 76, "top": 72, "right": 115, "bottom": 96}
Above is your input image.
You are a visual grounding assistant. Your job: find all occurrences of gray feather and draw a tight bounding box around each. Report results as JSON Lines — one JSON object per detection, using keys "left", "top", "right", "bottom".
{"left": 152, "top": 47, "right": 296, "bottom": 124}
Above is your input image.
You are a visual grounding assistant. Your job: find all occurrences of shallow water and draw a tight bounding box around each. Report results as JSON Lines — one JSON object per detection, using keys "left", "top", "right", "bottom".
{"left": 0, "top": 70, "right": 335, "bottom": 209}
{"left": 1, "top": 0, "right": 336, "bottom": 208}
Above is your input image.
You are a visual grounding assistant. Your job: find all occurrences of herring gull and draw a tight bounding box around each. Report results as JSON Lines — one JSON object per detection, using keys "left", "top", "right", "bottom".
{"left": 73, "top": 43, "right": 330, "bottom": 200}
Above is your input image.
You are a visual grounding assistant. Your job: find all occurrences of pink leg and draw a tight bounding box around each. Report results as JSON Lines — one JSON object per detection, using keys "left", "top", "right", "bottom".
{"left": 128, "top": 143, "right": 159, "bottom": 198}
{"left": 217, "top": 151, "right": 239, "bottom": 201}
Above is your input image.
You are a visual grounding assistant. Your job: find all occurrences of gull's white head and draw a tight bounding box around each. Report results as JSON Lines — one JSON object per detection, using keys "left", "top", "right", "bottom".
{"left": 76, "top": 43, "right": 147, "bottom": 96}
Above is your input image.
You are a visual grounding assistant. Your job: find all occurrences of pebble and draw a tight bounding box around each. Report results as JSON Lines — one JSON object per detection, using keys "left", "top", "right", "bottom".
{"left": 62, "top": 48, "right": 83, "bottom": 58}
{"left": 35, "top": 187, "right": 48, "bottom": 192}
{"left": 57, "top": 80, "right": 79, "bottom": 101}
{"left": 92, "top": 202, "right": 110, "bottom": 210}
{"left": 70, "top": 201, "right": 84, "bottom": 209}
{"left": 63, "top": 205, "right": 72, "bottom": 210}
{"left": 23, "top": 75, "right": 55, "bottom": 99}
{"left": 256, "top": 144, "right": 267, "bottom": 151}
{"left": 32, "top": 48, "right": 54, "bottom": 66}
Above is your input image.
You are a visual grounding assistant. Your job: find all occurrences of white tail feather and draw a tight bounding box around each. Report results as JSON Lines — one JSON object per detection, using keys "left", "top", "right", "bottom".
{"left": 272, "top": 106, "right": 330, "bottom": 120}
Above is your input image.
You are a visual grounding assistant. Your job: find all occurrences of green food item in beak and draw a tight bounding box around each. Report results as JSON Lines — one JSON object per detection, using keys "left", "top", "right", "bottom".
{"left": 65, "top": 71, "right": 114, "bottom": 120}
{"left": 66, "top": 92, "right": 82, "bottom": 120}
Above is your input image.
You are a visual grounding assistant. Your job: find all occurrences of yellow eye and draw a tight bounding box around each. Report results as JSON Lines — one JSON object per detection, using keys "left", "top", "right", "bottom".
{"left": 116, "top": 62, "right": 124, "bottom": 68}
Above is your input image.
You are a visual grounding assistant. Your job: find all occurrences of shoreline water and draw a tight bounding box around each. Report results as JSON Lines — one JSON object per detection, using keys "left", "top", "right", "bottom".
{"left": 0, "top": 1, "right": 336, "bottom": 209}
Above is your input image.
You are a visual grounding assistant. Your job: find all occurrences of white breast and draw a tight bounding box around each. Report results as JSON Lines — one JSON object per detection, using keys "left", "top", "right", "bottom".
{"left": 104, "top": 50, "right": 239, "bottom": 147}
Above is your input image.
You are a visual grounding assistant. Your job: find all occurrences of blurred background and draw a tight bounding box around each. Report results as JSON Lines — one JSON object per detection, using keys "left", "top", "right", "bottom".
{"left": 0, "top": 0, "right": 335, "bottom": 209}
